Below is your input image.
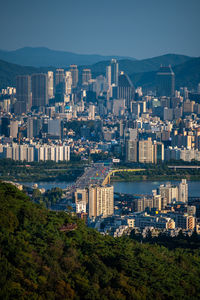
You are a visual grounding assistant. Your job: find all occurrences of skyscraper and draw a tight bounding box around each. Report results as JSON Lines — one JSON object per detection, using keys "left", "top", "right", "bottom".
{"left": 82, "top": 69, "right": 92, "bottom": 85}
{"left": 47, "top": 71, "right": 54, "bottom": 100}
{"left": 65, "top": 71, "right": 72, "bottom": 96}
{"left": 113, "top": 71, "right": 135, "bottom": 109}
{"left": 16, "top": 75, "right": 31, "bottom": 114}
{"left": 156, "top": 65, "right": 175, "bottom": 97}
{"left": 111, "top": 59, "right": 119, "bottom": 86}
{"left": 70, "top": 65, "right": 79, "bottom": 89}
{"left": 126, "top": 140, "right": 138, "bottom": 162}
{"left": 31, "top": 74, "right": 48, "bottom": 108}
{"left": 27, "top": 117, "right": 42, "bottom": 139}
{"left": 153, "top": 141, "right": 164, "bottom": 163}
{"left": 139, "top": 138, "right": 153, "bottom": 163}
{"left": 55, "top": 69, "right": 72, "bottom": 101}
{"left": 106, "top": 65, "right": 111, "bottom": 87}
{"left": 55, "top": 69, "right": 65, "bottom": 101}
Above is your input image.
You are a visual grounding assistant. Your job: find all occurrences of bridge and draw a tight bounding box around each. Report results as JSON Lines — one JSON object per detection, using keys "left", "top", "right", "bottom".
{"left": 64, "top": 164, "right": 145, "bottom": 197}
{"left": 102, "top": 168, "right": 145, "bottom": 185}
{"left": 168, "top": 165, "right": 200, "bottom": 170}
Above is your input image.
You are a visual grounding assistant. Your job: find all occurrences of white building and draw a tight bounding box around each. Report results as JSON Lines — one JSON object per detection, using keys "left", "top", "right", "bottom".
{"left": 178, "top": 179, "right": 188, "bottom": 203}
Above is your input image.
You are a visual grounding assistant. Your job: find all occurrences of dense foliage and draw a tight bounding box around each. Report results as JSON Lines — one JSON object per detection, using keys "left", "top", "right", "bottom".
{"left": 0, "top": 158, "right": 86, "bottom": 182}
{"left": 1, "top": 182, "right": 200, "bottom": 299}
{"left": 32, "top": 187, "right": 63, "bottom": 208}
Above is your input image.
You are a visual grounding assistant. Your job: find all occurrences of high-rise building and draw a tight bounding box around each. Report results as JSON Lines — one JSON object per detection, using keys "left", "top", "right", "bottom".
{"left": 159, "top": 183, "right": 179, "bottom": 204}
{"left": 27, "top": 117, "right": 42, "bottom": 139}
{"left": 10, "top": 121, "right": 19, "bottom": 138}
{"left": 131, "top": 101, "right": 140, "bottom": 117}
{"left": 89, "top": 185, "right": 114, "bottom": 218}
{"left": 48, "top": 119, "right": 63, "bottom": 139}
{"left": 126, "top": 140, "right": 138, "bottom": 162}
{"left": 113, "top": 72, "right": 135, "bottom": 109}
{"left": 178, "top": 179, "right": 188, "bottom": 203}
{"left": 111, "top": 59, "right": 119, "bottom": 86}
{"left": 47, "top": 71, "right": 54, "bottom": 99}
{"left": 112, "top": 99, "right": 125, "bottom": 116}
{"left": 55, "top": 69, "right": 65, "bottom": 101}
{"left": 70, "top": 65, "right": 79, "bottom": 89}
{"left": 15, "top": 75, "right": 31, "bottom": 114}
{"left": 153, "top": 141, "right": 164, "bottom": 163}
{"left": 125, "top": 128, "right": 138, "bottom": 141}
{"left": 65, "top": 71, "right": 72, "bottom": 96}
{"left": 55, "top": 69, "right": 72, "bottom": 101}
{"left": 138, "top": 138, "right": 153, "bottom": 163}
{"left": 82, "top": 69, "right": 92, "bottom": 85}
{"left": 106, "top": 65, "right": 111, "bottom": 87}
{"left": 31, "top": 74, "right": 48, "bottom": 108}
{"left": 89, "top": 104, "right": 95, "bottom": 120}
{"left": 0, "top": 116, "right": 10, "bottom": 137}
{"left": 156, "top": 65, "right": 175, "bottom": 97}
{"left": 119, "top": 119, "right": 124, "bottom": 139}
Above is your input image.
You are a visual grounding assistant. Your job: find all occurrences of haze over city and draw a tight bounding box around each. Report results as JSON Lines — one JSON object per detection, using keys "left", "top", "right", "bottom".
{"left": 0, "top": 0, "right": 200, "bottom": 59}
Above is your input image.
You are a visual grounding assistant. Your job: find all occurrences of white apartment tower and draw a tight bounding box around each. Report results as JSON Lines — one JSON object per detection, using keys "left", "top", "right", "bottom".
{"left": 178, "top": 179, "right": 188, "bottom": 203}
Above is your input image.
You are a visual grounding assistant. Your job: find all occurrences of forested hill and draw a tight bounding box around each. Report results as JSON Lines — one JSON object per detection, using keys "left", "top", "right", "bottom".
{"left": 0, "top": 59, "right": 51, "bottom": 90}
{"left": 0, "top": 182, "right": 200, "bottom": 299}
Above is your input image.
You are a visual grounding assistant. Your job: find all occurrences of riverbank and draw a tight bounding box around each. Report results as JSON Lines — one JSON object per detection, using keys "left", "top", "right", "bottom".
{"left": 111, "top": 174, "right": 200, "bottom": 182}
{"left": 15, "top": 179, "right": 200, "bottom": 197}
{"left": 0, "top": 158, "right": 86, "bottom": 182}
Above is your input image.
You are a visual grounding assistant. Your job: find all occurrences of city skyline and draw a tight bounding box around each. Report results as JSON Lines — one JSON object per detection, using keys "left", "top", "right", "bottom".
{"left": 0, "top": 0, "right": 200, "bottom": 59}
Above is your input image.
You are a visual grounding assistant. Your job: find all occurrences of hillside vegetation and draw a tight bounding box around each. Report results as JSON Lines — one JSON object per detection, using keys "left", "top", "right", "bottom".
{"left": 130, "top": 57, "right": 200, "bottom": 91}
{"left": 0, "top": 182, "right": 200, "bottom": 299}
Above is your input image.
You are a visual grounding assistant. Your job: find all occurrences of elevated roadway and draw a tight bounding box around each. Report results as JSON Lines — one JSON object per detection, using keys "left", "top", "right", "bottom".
{"left": 102, "top": 168, "right": 145, "bottom": 185}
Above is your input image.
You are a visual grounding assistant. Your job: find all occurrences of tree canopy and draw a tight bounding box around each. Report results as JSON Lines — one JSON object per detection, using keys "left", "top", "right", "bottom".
{"left": 0, "top": 182, "right": 200, "bottom": 299}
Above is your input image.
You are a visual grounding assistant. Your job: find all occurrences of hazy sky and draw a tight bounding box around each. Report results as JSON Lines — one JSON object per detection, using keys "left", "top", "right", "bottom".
{"left": 0, "top": 0, "right": 200, "bottom": 59}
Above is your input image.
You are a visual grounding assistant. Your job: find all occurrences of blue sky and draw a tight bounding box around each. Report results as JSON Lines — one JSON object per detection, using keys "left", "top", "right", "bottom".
{"left": 0, "top": 0, "right": 200, "bottom": 59}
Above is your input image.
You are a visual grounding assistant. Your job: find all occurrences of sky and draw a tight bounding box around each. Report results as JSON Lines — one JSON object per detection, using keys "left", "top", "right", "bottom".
{"left": 0, "top": 0, "right": 200, "bottom": 59}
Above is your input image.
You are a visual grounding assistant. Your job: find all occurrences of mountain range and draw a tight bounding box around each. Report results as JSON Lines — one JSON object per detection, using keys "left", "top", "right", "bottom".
{"left": 0, "top": 47, "right": 136, "bottom": 67}
{"left": 83, "top": 53, "right": 193, "bottom": 76}
{"left": 130, "top": 57, "right": 200, "bottom": 91}
{"left": 0, "top": 49, "right": 199, "bottom": 91}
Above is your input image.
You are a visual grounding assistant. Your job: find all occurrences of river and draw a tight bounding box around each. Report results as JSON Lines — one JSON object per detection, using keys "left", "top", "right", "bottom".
{"left": 20, "top": 180, "right": 200, "bottom": 197}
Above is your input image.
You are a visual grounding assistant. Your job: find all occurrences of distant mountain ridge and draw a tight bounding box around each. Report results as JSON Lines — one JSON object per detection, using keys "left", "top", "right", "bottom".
{"left": 0, "top": 53, "right": 199, "bottom": 91}
{"left": 0, "top": 47, "right": 136, "bottom": 67}
{"left": 86, "top": 54, "right": 193, "bottom": 76}
{"left": 130, "top": 57, "right": 200, "bottom": 91}
{"left": 0, "top": 59, "right": 50, "bottom": 89}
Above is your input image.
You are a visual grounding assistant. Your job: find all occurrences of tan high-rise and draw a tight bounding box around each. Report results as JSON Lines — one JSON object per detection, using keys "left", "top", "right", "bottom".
{"left": 89, "top": 185, "right": 114, "bottom": 218}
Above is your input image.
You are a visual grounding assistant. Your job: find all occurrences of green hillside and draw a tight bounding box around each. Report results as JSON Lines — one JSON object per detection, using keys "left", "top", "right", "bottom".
{"left": 0, "top": 182, "right": 200, "bottom": 299}
{"left": 130, "top": 57, "right": 200, "bottom": 90}
{"left": 0, "top": 60, "right": 37, "bottom": 88}
{"left": 0, "top": 60, "right": 52, "bottom": 89}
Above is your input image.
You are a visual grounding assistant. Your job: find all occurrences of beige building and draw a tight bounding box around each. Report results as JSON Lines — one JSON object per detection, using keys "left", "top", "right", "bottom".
{"left": 139, "top": 138, "right": 153, "bottom": 163}
{"left": 89, "top": 185, "right": 114, "bottom": 218}
{"left": 159, "top": 183, "right": 179, "bottom": 204}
